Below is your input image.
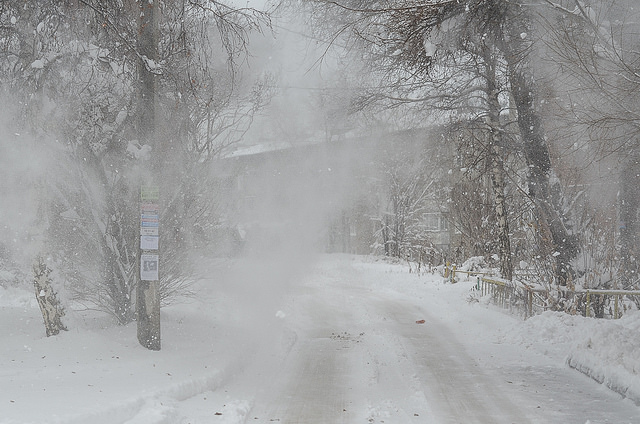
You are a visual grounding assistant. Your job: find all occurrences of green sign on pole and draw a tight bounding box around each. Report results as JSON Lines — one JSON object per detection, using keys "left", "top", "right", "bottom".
{"left": 141, "top": 186, "right": 160, "bottom": 201}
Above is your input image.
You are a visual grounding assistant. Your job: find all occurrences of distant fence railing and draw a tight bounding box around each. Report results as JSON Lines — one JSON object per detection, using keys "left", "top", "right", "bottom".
{"left": 445, "top": 264, "right": 640, "bottom": 320}
{"left": 443, "top": 264, "right": 492, "bottom": 282}
{"left": 478, "top": 276, "right": 545, "bottom": 319}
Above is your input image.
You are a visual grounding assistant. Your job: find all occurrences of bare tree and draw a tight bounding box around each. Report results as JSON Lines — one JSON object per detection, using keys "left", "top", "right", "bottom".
{"left": 374, "top": 146, "right": 436, "bottom": 260}
{"left": 540, "top": 0, "right": 640, "bottom": 295}
{"left": 294, "top": 0, "right": 582, "bottom": 284}
{"left": 0, "top": 1, "right": 273, "bottom": 325}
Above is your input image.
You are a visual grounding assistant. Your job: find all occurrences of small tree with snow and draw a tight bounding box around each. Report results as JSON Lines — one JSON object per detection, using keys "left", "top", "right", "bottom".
{"left": 33, "top": 257, "right": 67, "bottom": 337}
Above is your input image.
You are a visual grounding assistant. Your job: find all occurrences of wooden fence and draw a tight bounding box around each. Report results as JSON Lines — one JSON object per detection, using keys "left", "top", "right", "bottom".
{"left": 446, "top": 265, "right": 640, "bottom": 319}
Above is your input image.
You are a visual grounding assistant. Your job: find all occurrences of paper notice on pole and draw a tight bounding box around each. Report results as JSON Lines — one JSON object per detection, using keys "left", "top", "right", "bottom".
{"left": 141, "top": 186, "right": 159, "bottom": 201}
{"left": 140, "top": 235, "right": 159, "bottom": 250}
{"left": 141, "top": 254, "right": 159, "bottom": 281}
{"left": 140, "top": 203, "right": 159, "bottom": 213}
{"left": 141, "top": 227, "right": 159, "bottom": 236}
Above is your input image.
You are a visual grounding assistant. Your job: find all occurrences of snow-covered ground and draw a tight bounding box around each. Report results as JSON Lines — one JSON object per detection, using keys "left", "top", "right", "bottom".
{"left": 2, "top": 254, "right": 639, "bottom": 423}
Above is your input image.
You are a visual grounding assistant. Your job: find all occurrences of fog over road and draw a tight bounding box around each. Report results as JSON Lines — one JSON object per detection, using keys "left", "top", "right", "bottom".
{"left": 199, "top": 257, "right": 638, "bottom": 424}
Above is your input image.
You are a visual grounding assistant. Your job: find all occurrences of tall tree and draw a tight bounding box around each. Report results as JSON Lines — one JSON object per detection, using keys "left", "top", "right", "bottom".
{"left": 298, "top": 0, "right": 577, "bottom": 284}
{"left": 499, "top": 4, "right": 579, "bottom": 286}
{"left": 0, "top": 1, "right": 272, "bottom": 327}
{"left": 541, "top": 0, "right": 640, "bottom": 293}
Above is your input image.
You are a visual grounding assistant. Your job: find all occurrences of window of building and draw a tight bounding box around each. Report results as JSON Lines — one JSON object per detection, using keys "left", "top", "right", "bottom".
{"left": 424, "top": 213, "right": 448, "bottom": 232}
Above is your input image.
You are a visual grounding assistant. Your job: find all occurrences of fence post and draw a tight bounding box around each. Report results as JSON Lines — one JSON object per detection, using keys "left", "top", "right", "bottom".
{"left": 505, "top": 286, "right": 508, "bottom": 307}
{"left": 586, "top": 291, "right": 591, "bottom": 318}
{"left": 504, "top": 285, "right": 508, "bottom": 308}
{"left": 614, "top": 294, "right": 619, "bottom": 319}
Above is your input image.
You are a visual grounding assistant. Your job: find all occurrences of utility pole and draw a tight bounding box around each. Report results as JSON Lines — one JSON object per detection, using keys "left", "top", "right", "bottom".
{"left": 136, "top": 0, "right": 161, "bottom": 350}
{"left": 139, "top": 186, "right": 160, "bottom": 350}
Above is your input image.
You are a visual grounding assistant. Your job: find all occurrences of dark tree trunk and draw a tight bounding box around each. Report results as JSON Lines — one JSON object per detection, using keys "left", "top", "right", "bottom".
{"left": 500, "top": 8, "right": 579, "bottom": 286}
{"left": 507, "top": 67, "right": 578, "bottom": 286}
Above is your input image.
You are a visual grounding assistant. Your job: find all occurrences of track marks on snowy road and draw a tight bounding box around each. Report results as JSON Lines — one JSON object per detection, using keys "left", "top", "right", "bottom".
{"left": 256, "top": 337, "right": 357, "bottom": 423}
{"left": 216, "top": 257, "right": 640, "bottom": 424}
{"left": 233, "top": 257, "right": 617, "bottom": 424}
{"left": 377, "top": 299, "right": 530, "bottom": 424}
{"left": 246, "top": 278, "right": 438, "bottom": 423}
{"left": 249, "top": 268, "right": 532, "bottom": 423}
{"left": 245, "top": 286, "right": 363, "bottom": 423}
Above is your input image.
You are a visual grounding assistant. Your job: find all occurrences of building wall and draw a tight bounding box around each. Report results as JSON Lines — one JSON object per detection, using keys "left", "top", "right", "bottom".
{"left": 212, "top": 129, "right": 455, "bottom": 257}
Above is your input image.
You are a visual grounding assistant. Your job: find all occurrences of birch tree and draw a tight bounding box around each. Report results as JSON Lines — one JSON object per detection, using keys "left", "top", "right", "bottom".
{"left": 33, "top": 257, "right": 67, "bottom": 337}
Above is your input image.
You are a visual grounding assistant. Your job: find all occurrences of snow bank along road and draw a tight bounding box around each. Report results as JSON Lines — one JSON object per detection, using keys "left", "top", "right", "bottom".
{"left": 3, "top": 255, "right": 639, "bottom": 423}
{"left": 201, "top": 256, "right": 639, "bottom": 424}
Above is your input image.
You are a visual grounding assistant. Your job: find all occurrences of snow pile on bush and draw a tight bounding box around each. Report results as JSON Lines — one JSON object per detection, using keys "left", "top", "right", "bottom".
{"left": 514, "top": 310, "right": 640, "bottom": 404}
{"left": 458, "top": 256, "right": 493, "bottom": 272}
{"left": 509, "top": 311, "right": 582, "bottom": 349}
{"left": 566, "top": 312, "right": 640, "bottom": 404}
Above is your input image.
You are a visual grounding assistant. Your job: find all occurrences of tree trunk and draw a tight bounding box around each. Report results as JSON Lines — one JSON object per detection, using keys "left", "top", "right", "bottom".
{"left": 619, "top": 153, "right": 640, "bottom": 290}
{"left": 488, "top": 146, "right": 512, "bottom": 281}
{"left": 507, "top": 66, "right": 577, "bottom": 286}
{"left": 137, "top": 280, "right": 161, "bottom": 349}
{"left": 105, "top": 244, "right": 134, "bottom": 325}
{"left": 33, "top": 257, "right": 67, "bottom": 337}
{"left": 484, "top": 45, "right": 513, "bottom": 281}
{"left": 103, "top": 186, "right": 136, "bottom": 325}
{"left": 501, "top": 10, "right": 578, "bottom": 286}
{"left": 382, "top": 214, "right": 390, "bottom": 256}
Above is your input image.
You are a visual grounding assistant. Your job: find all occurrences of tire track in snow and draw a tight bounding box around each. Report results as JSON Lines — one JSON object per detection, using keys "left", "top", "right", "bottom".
{"left": 244, "top": 276, "right": 437, "bottom": 423}
{"left": 245, "top": 285, "right": 362, "bottom": 423}
{"left": 378, "top": 299, "right": 530, "bottom": 424}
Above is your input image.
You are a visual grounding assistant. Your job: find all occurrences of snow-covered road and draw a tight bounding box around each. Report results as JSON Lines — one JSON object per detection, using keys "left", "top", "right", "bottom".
{"left": 196, "top": 256, "right": 639, "bottom": 424}
{"left": 246, "top": 285, "right": 527, "bottom": 423}
{"left": 3, "top": 255, "right": 639, "bottom": 423}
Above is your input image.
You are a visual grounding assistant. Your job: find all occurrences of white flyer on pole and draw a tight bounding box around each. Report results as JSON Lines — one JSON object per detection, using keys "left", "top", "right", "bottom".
{"left": 140, "top": 235, "right": 159, "bottom": 250}
{"left": 141, "top": 254, "right": 159, "bottom": 281}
